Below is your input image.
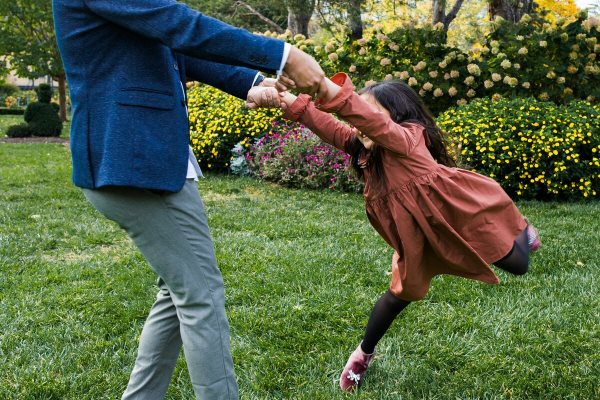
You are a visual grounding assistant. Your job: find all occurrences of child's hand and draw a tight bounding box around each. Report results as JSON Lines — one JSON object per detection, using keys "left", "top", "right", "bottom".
{"left": 275, "top": 74, "right": 297, "bottom": 92}
{"left": 279, "top": 91, "right": 297, "bottom": 111}
{"left": 246, "top": 86, "right": 283, "bottom": 109}
{"left": 316, "top": 77, "right": 341, "bottom": 103}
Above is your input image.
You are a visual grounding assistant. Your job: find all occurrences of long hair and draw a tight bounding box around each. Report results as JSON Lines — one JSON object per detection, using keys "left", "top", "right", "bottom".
{"left": 349, "top": 80, "right": 456, "bottom": 180}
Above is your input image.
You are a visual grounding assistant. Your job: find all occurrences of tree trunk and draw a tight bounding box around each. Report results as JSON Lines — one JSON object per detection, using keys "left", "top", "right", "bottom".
{"left": 432, "top": 0, "right": 446, "bottom": 26}
{"left": 56, "top": 74, "right": 67, "bottom": 122}
{"left": 432, "top": 0, "right": 465, "bottom": 30}
{"left": 431, "top": 0, "right": 464, "bottom": 43}
{"left": 348, "top": 0, "right": 363, "bottom": 40}
{"left": 287, "top": 8, "right": 311, "bottom": 36}
{"left": 286, "top": 0, "right": 315, "bottom": 36}
{"left": 488, "top": 0, "right": 534, "bottom": 22}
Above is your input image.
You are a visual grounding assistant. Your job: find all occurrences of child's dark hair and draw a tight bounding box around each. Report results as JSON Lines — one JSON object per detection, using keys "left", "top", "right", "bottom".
{"left": 348, "top": 80, "right": 456, "bottom": 180}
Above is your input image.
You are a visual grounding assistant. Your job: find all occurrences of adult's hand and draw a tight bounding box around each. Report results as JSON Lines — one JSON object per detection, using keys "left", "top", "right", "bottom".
{"left": 245, "top": 86, "right": 281, "bottom": 109}
{"left": 259, "top": 77, "right": 278, "bottom": 88}
{"left": 283, "top": 46, "right": 324, "bottom": 95}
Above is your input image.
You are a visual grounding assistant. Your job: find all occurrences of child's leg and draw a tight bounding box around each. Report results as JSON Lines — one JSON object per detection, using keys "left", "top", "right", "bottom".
{"left": 361, "top": 290, "right": 411, "bottom": 354}
{"left": 493, "top": 228, "right": 529, "bottom": 275}
{"left": 339, "top": 290, "right": 410, "bottom": 391}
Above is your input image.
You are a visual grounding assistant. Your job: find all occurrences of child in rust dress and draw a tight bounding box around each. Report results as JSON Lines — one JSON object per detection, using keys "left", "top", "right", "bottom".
{"left": 255, "top": 72, "right": 541, "bottom": 391}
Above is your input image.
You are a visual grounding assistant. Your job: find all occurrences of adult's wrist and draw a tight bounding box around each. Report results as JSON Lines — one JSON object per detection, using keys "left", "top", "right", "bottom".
{"left": 252, "top": 73, "right": 265, "bottom": 87}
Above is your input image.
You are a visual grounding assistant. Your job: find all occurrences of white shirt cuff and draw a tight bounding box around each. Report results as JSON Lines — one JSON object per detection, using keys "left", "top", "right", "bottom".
{"left": 277, "top": 43, "right": 292, "bottom": 77}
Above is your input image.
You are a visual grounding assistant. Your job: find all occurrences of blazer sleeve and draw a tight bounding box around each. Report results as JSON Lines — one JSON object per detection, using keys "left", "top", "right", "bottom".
{"left": 83, "top": 0, "right": 285, "bottom": 74}
{"left": 183, "top": 55, "right": 257, "bottom": 100}
{"left": 283, "top": 94, "right": 355, "bottom": 153}
{"left": 315, "top": 73, "right": 420, "bottom": 156}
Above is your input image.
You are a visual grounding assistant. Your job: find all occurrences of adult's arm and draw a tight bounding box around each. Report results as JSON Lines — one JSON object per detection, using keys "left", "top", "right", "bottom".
{"left": 84, "top": 0, "right": 284, "bottom": 74}
{"left": 183, "top": 55, "right": 259, "bottom": 100}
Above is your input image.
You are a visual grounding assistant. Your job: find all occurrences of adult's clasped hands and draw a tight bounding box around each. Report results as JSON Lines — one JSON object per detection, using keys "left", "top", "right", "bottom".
{"left": 245, "top": 45, "right": 325, "bottom": 110}
{"left": 282, "top": 45, "right": 324, "bottom": 95}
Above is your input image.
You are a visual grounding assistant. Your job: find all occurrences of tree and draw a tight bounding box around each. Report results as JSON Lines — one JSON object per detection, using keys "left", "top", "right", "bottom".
{"left": 488, "top": 0, "right": 534, "bottom": 22}
{"left": 314, "top": 0, "right": 364, "bottom": 40}
{"left": 348, "top": 0, "right": 364, "bottom": 39}
{"left": 185, "top": 0, "right": 318, "bottom": 37}
{"left": 536, "top": 0, "right": 578, "bottom": 23}
{"left": 285, "top": 0, "right": 317, "bottom": 36}
{"left": 445, "top": 0, "right": 490, "bottom": 50}
{"left": 182, "top": 0, "right": 288, "bottom": 33}
{"left": 0, "top": 0, "right": 67, "bottom": 121}
{"left": 361, "top": 0, "right": 432, "bottom": 33}
{"left": 0, "top": 63, "right": 8, "bottom": 79}
{"left": 233, "top": 1, "right": 284, "bottom": 33}
{"left": 432, "top": 0, "right": 466, "bottom": 31}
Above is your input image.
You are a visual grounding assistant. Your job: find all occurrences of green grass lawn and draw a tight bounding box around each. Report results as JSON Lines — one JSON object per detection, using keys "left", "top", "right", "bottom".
{"left": 0, "top": 114, "right": 23, "bottom": 135}
{"left": 0, "top": 114, "right": 71, "bottom": 138}
{"left": 1, "top": 144, "right": 598, "bottom": 399}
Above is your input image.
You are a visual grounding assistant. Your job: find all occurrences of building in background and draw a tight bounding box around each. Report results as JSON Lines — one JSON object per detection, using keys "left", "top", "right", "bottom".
{"left": 4, "top": 72, "right": 53, "bottom": 90}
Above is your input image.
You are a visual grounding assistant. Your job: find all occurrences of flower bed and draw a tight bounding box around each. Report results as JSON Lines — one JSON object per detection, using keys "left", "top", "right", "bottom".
{"left": 187, "top": 82, "right": 282, "bottom": 171}
{"left": 245, "top": 119, "right": 363, "bottom": 192}
{"left": 439, "top": 97, "right": 600, "bottom": 200}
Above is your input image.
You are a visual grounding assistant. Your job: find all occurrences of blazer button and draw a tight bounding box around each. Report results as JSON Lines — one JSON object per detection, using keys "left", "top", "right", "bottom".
{"left": 174, "top": 63, "right": 179, "bottom": 70}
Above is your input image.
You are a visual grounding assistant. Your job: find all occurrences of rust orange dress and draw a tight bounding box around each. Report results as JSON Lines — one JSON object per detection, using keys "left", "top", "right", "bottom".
{"left": 283, "top": 73, "right": 527, "bottom": 301}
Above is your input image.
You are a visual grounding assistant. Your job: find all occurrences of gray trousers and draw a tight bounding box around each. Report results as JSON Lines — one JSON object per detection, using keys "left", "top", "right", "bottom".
{"left": 83, "top": 180, "right": 238, "bottom": 400}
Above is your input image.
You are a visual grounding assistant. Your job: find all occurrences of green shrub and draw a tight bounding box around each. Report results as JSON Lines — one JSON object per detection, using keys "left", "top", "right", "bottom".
{"left": 19, "top": 84, "right": 62, "bottom": 137}
{"left": 0, "top": 82, "right": 21, "bottom": 108}
{"left": 35, "top": 84, "right": 52, "bottom": 104}
{"left": 24, "top": 102, "right": 62, "bottom": 137}
{"left": 0, "top": 107, "right": 25, "bottom": 115}
{"left": 438, "top": 97, "right": 599, "bottom": 200}
{"left": 0, "top": 82, "right": 19, "bottom": 97}
{"left": 480, "top": 13, "right": 599, "bottom": 104}
{"left": 262, "top": 14, "right": 599, "bottom": 114}
{"left": 6, "top": 123, "right": 32, "bottom": 138}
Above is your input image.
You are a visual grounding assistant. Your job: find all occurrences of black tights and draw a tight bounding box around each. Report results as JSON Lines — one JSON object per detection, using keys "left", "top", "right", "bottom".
{"left": 360, "top": 227, "right": 530, "bottom": 354}
{"left": 361, "top": 290, "right": 410, "bottom": 354}
{"left": 493, "top": 227, "right": 530, "bottom": 275}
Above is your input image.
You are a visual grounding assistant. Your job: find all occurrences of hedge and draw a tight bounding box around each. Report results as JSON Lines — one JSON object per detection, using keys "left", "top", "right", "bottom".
{"left": 0, "top": 107, "right": 25, "bottom": 115}
{"left": 439, "top": 97, "right": 599, "bottom": 200}
{"left": 265, "top": 12, "right": 599, "bottom": 114}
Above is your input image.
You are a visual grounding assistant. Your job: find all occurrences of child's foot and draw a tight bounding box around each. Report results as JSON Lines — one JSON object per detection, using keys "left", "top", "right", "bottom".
{"left": 339, "top": 344, "right": 375, "bottom": 392}
{"left": 527, "top": 224, "right": 541, "bottom": 252}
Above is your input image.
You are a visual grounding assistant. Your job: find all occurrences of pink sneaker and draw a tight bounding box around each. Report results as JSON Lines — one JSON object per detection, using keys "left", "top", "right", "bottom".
{"left": 527, "top": 224, "right": 541, "bottom": 252}
{"left": 339, "top": 344, "right": 375, "bottom": 392}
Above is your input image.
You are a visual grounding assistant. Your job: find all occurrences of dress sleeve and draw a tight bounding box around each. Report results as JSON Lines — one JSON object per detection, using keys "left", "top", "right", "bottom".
{"left": 282, "top": 94, "right": 355, "bottom": 154}
{"left": 315, "top": 73, "right": 420, "bottom": 156}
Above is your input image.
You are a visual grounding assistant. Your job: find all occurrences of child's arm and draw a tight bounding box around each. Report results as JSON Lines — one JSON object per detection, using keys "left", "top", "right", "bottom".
{"left": 315, "top": 74, "right": 420, "bottom": 156}
{"left": 280, "top": 91, "right": 355, "bottom": 153}
{"left": 248, "top": 85, "right": 355, "bottom": 153}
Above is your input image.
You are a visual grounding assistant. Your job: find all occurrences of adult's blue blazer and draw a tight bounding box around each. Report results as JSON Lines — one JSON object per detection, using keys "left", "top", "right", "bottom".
{"left": 52, "top": 0, "right": 285, "bottom": 191}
